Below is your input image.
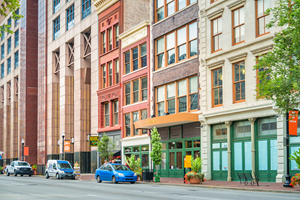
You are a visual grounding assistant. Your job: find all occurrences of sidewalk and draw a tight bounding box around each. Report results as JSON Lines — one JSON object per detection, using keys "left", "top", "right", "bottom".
{"left": 78, "top": 174, "right": 300, "bottom": 194}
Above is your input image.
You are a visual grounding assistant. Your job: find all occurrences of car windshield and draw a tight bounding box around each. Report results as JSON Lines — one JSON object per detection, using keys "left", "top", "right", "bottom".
{"left": 112, "top": 165, "right": 130, "bottom": 171}
{"left": 16, "top": 162, "right": 29, "bottom": 166}
{"left": 57, "top": 163, "right": 72, "bottom": 169}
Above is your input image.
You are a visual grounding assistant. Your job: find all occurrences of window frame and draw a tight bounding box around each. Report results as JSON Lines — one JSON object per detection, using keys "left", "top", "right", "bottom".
{"left": 255, "top": 0, "right": 271, "bottom": 37}
{"left": 124, "top": 76, "right": 148, "bottom": 106}
{"left": 232, "top": 61, "right": 246, "bottom": 103}
{"left": 102, "top": 64, "right": 106, "bottom": 89}
{"left": 100, "top": 23, "right": 119, "bottom": 55}
{"left": 101, "top": 31, "right": 106, "bottom": 54}
{"left": 15, "top": 29, "right": 19, "bottom": 48}
{"left": 66, "top": 4, "right": 75, "bottom": 31}
{"left": 124, "top": 43, "right": 147, "bottom": 75}
{"left": 104, "top": 102, "right": 110, "bottom": 127}
{"left": 1, "top": 44, "right": 4, "bottom": 60}
{"left": 155, "top": 21, "right": 197, "bottom": 71}
{"left": 53, "top": 0, "right": 60, "bottom": 14}
{"left": 1, "top": 63, "right": 4, "bottom": 79}
{"left": 82, "top": 0, "right": 91, "bottom": 20}
{"left": 211, "top": 67, "right": 223, "bottom": 107}
{"left": 7, "top": 57, "right": 11, "bottom": 74}
{"left": 232, "top": 7, "right": 245, "bottom": 46}
{"left": 114, "top": 24, "right": 119, "bottom": 48}
{"left": 53, "top": 16, "right": 60, "bottom": 41}
{"left": 14, "top": 51, "right": 19, "bottom": 69}
{"left": 114, "top": 59, "right": 119, "bottom": 84}
{"left": 155, "top": 75, "right": 198, "bottom": 116}
{"left": 211, "top": 17, "right": 222, "bottom": 53}
{"left": 108, "top": 62, "right": 112, "bottom": 87}
{"left": 113, "top": 100, "right": 119, "bottom": 126}
{"left": 124, "top": 109, "right": 149, "bottom": 138}
{"left": 7, "top": 37, "right": 11, "bottom": 54}
{"left": 154, "top": 0, "right": 197, "bottom": 23}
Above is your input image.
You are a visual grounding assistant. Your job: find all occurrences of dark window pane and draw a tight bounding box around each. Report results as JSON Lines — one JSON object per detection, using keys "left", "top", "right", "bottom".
{"left": 125, "top": 83, "right": 131, "bottom": 94}
{"left": 194, "top": 140, "right": 200, "bottom": 148}
{"left": 157, "top": 7, "right": 164, "bottom": 21}
{"left": 125, "top": 63, "right": 130, "bottom": 74}
{"left": 178, "top": 96, "right": 187, "bottom": 112}
{"left": 125, "top": 52, "right": 130, "bottom": 63}
{"left": 190, "top": 40, "right": 197, "bottom": 57}
{"left": 141, "top": 44, "right": 147, "bottom": 56}
{"left": 142, "top": 89, "right": 147, "bottom": 101}
{"left": 142, "top": 154, "right": 149, "bottom": 168}
{"left": 235, "top": 82, "right": 241, "bottom": 101}
{"left": 157, "top": 53, "right": 164, "bottom": 69}
{"left": 185, "top": 141, "right": 192, "bottom": 148}
{"left": 190, "top": 93, "right": 198, "bottom": 110}
{"left": 142, "top": 77, "right": 147, "bottom": 89}
{"left": 157, "top": 102, "right": 164, "bottom": 116}
{"left": 133, "top": 48, "right": 138, "bottom": 60}
{"left": 141, "top": 56, "right": 147, "bottom": 67}
{"left": 178, "top": 44, "right": 186, "bottom": 61}
{"left": 168, "top": 99, "right": 175, "bottom": 114}
{"left": 133, "top": 60, "right": 138, "bottom": 71}
{"left": 167, "top": 49, "right": 175, "bottom": 65}
{"left": 169, "top": 142, "right": 176, "bottom": 150}
{"left": 176, "top": 141, "right": 183, "bottom": 149}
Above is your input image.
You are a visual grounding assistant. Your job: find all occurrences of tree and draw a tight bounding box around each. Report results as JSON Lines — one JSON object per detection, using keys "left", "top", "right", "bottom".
{"left": 253, "top": 0, "right": 300, "bottom": 115}
{"left": 150, "top": 127, "right": 162, "bottom": 182}
{"left": 125, "top": 155, "right": 142, "bottom": 179}
{"left": 0, "top": 0, "right": 22, "bottom": 36}
{"left": 97, "top": 133, "right": 115, "bottom": 161}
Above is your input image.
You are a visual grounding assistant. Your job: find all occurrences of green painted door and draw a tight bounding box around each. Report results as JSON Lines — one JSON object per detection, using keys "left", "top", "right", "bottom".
{"left": 211, "top": 150, "right": 228, "bottom": 180}
{"left": 168, "top": 150, "right": 183, "bottom": 178}
{"left": 256, "top": 139, "right": 277, "bottom": 182}
{"left": 232, "top": 141, "right": 252, "bottom": 181}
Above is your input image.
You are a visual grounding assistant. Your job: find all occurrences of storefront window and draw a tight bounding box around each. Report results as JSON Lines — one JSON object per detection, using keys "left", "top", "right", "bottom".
{"left": 162, "top": 143, "right": 167, "bottom": 150}
{"left": 258, "top": 140, "right": 268, "bottom": 170}
{"left": 161, "top": 153, "right": 167, "bottom": 169}
{"left": 176, "top": 141, "right": 183, "bottom": 149}
{"left": 194, "top": 150, "right": 200, "bottom": 158}
{"left": 213, "top": 124, "right": 227, "bottom": 140}
{"left": 124, "top": 147, "right": 131, "bottom": 153}
{"left": 142, "top": 154, "right": 149, "bottom": 168}
{"left": 234, "top": 121, "right": 251, "bottom": 138}
{"left": 222, "top": 151, "right": 228, "bottom": 171}
{"left": 169, "top": 142, "right": 176, "bottom": 149}
{"left": 244, "top": 141, "right": 252, "bottom": 170}
{"left": 234, "top": 142, "right": 242, "bottom": 170}
{"left": 290, "top": 136, "right": 300, "bottom": 143}
{"left": 212, "top": 143, "right": 220, "bottom": 149}
{"left": 141, "top": 145, "right": 149, "bottom": 151}
{"left": 133, "top": 146, "right": 140, "bottom": 152}
{"left": 213, "top": 151, "right": 220, "bottom": 170}
{"left": 258, "top": 117, "right": 277, "bottom": 136}
{"left": 177, "top": 152, "right": 182, "bottom": 169}
{"left": 270, "top": 139, "right": 278, "bottom": 170}
{"left": 185, "top": 141, "right": 192, "bottom": 148}
{"left": 169, "top": 152, "right": 176, "bottom": 169}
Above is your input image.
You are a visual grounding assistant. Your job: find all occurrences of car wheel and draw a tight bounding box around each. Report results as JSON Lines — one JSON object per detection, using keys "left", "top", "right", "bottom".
{"left": 97, "top": 175, "right": 102, "bottom": 183}
{"left": 21, "top": 175, "right": 23, "bottom": 177}
{"left": 6, "top": 171, "right": 9, "bottom": 176}
{"left": 130, "top": 182, "right": 135, "bottom": 184}
{"left": 14, "top": 171, "right": 17, "bottom": 176}
{"left": 29, "top": 175, "right": 31, "bottom": 177}
{"left": 45, "top": 172, "right": 49, "bottom": 179}
{"left": 56, "top": 173, "right": 60, "bottom": 179}
{"left": 111, "top": 176, "right": 117, "bottom": 184}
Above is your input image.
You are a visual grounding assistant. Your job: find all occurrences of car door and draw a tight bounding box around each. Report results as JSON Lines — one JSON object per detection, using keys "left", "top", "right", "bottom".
{"left": 9, "top": 162, "right": 14, "bottom": 173}
{"left": 100, "top": 165, "right": 107, "bottom": 180}
{"left": 52, "top": 163, "right": 58, "bottom": 177}
{"left": 107, "top": 165, "right": 113, "bottom": 181}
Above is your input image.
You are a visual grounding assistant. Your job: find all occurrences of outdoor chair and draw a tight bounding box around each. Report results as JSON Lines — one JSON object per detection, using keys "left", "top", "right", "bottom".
{"left": 237, "top": 172, "right": 247, "bottom": 186}
{"left": 244, "top": 172, "right": 259, "bottom": 186}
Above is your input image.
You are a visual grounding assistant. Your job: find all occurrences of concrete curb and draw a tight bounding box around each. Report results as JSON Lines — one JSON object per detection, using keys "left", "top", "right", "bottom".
{"left": 135, "top": 181, "right": 300, "bottom": 194}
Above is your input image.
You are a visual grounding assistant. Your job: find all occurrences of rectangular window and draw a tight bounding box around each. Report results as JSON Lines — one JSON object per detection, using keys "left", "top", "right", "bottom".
{"left": 102, "top": 64, "right": 106, "bottom": 88}
{"left": 124, "top": 43, "right": 147, "bottom": 74}
{"left": 66, "top": 4, "right": 75, "bottom": 31}
{"left": 155, "top": 0, "right": 196, "bottom": 22}
{"left": 114, "top": 24, "right": 119, "bottom": 48}
{"left": 1, "top": 31, "right": 4, "bottom": 41}
{"left": 101, "top": 31, "right": 106, "bottom": 54}
{"left": 7, "top": 57, "right": 11, "bottom": 74}
{"left": 53, "top": 16, "right": 60, "bottom": 40}
{"left": 258, "top": 117, "right": 277, "bottom": 136}
{"left": 124, "top": 77, "right": 148, "bottom": 105}
{"left": 82, "top": 0, "right": 91, "bottom": 20}
{"left": 125, "top": 113, "right": 131, "bottom": 137}
{"left": 15, "top": 9, "right": 19, "bottom": 26}
{"left": 133, "top": 111, "right": 139, "bottom": 135}
{"left": 14, "top": 51, "right": 19, "bottom": 69}
{"left": 15, "top": 30, "right": 19, "bottom": 47}
{"left": 113, "top": 100, "right": 119, "bottom": 125}
{"left": 108, "top": 62, "right": 112, "bottom": 87}
{"left": 212, "top": 17, "right": 222, "bottom": 52}
{"left": 233, "top": 61, "right": 245, "bottom": 103}
{"left": 234, "top": 121, "right": 251, "bottom": 138}
{"left": 232, "top": 7, "right": 245, "bottom": 45}
{"left": 7, "top": 18, "right": 11, "bottom": 30}
{"left": 212, "top": 124, "right": 227, "bottom": 140}
{"left": 1, "top": 44, "right": 4, "bottom": 60}
{"left": 104, "top": 102, "right": 110, "bottom": 127}
{"left": 256, "top": 0, "right": 270, "bottom": 37}
{"left": 108, "top": 28, "right": 112, "bottom": 51}
{"left": 1, "top": 63, "right": 4, "bottom": 78}
{"left": 114, "top": 59, "right": 119, "bottom": 84}
{"left": 7, "top": 37, "right": 11, "bottom": 54}
{"left": 212, "top": 68, "right": 223, "bottom": 106}
{"left": 156, "top": 76, "right": 198, "bottom": 116}
{"left": 53, "top": 0, "right": 60, "bottom": 14}
{"left": 155, "top": 21, "right": 197, "bottom": 70}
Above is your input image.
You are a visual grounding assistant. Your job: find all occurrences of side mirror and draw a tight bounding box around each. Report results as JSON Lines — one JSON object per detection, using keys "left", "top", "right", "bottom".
{"left": 53, "top": 167, "right": 57, "bottom": 170}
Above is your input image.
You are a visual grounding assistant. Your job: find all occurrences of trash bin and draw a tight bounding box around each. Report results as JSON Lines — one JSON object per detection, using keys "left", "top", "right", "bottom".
{"left": 142, "top": 169, "right": 154, "bottom": 182}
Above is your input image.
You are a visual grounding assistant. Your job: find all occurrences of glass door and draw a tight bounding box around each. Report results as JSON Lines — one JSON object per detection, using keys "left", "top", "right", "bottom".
{"left": 232, "top": 141, "right": 252, "bottom": 180}
{"left": 257, "top": 139, "right": 277, "bottom": 182}
{"left": 211, "top": 143, "right": 228, "bottom": 180}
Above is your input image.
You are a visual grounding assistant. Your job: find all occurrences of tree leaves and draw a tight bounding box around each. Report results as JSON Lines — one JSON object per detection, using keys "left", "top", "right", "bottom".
{"left": 97, "top": 133, "right": 116, "bottom": 161}
{"left": 0, "top": 0, "right": 22, "bottom": 37}
{"left": 150, "top": 127, "right": 162, "bottom": 166}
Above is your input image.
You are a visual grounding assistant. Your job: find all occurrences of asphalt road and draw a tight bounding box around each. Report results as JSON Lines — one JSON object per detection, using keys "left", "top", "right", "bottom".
{"left": 0, "top": 175, "right": 299, "bottom": 200}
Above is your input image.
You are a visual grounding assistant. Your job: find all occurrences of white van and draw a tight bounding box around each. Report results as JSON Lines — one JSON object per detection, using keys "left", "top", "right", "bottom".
{"left": 45, "top": 160, "right": 75, "bottom": 179}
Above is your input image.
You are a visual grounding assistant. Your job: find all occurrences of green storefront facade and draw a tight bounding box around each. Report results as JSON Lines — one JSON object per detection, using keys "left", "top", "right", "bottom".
{"left": 156, "top": 122, "right": 201, "bottom": 178}
{"left": 211, "top": 116, "right": 279, "bottom": 182}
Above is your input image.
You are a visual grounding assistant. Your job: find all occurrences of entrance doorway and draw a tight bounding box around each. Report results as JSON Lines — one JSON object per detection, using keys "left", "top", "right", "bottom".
{"left": 211, "top": 143, "right": 228, "bottom": 180}
{"left": 232, "top": 141, "right": 252, "bottom": 180}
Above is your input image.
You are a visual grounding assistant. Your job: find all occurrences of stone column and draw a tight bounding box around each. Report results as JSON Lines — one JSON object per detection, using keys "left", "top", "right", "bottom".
{"left": 225, "top": 121, "right": 232, "bottom": 181}
{"left": 248, "top": 118, "right": 256, "bottom": 176}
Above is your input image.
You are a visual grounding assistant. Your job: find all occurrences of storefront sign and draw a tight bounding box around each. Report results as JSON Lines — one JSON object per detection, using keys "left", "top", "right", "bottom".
{"left": 64, "top": 141, "right": 70, "bottom": 152}
{"left": 146, "top": 119, "right": 157, "bottom": 124}
{"left": 74, "top": 167, "right": 81, "bottom": 178}
{"left": 184, "top": 155, "right": 192, "bottom": 168}
{"left": 89, "top": 136, "right": 99, "bottom": 147}
{"left": 289, "top": 111, "right": 298, "bottom": 136}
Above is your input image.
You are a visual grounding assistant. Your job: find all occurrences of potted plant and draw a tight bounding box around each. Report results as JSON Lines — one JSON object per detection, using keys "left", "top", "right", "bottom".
{"left": 184, "top": 157, "right": 205, "bottom": 184}
{"left": 125, "top": 155, "right": 142, "bottom": 181}
{"left": 290, "top": 148, "right": 300, "bottom": 187}
{"left": 32, "top": 165, "right": 37, "bottom": 175}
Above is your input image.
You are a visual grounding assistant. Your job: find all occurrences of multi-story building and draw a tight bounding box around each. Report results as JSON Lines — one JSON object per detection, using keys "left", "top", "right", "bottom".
{"left": 46, "top": 0, "right": 98, "bottom": 173}
{"left": 0, "top": 0, "right": 39, "bottom": 167}
{"left": 93, "top": 0, "right": 150, "bottom": 165}
{"left": 135, "top": 0, "right": 201, "bottom": 178}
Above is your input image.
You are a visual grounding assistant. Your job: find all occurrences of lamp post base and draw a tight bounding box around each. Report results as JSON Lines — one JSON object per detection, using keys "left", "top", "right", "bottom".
{"left": 283, "top": 175, "right": 292, "bottom": 187}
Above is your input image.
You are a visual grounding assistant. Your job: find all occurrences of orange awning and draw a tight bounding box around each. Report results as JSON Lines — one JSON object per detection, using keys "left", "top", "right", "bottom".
{"left": 134, "top": 113, "right": 199, "bottom": 130}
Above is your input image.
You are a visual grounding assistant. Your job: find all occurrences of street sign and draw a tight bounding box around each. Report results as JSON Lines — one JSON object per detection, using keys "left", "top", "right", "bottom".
{"left": 89, "top": 136, "right": 99, "bottom": 147}
{"left": 184, "top": 155, "right": 192, "bottom": 168}
{"left": 289, "top": 111, "right": 298, "bottom": 136}
{"left": 64, "top": 141, "right": 70, "bottom": 152}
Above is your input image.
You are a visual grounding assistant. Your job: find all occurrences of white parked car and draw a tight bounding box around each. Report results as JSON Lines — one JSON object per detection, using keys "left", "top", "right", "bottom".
{"left": 6, "top": 161, "right": 33, "bottom": 177}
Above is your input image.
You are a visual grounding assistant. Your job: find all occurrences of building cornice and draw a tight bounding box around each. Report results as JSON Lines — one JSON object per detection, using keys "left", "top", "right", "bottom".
{"left": 92, "top": 0, "right": 119, "bottom": 15}
{"left": 250, "top": 44, "right": 273, "bottom": 56}
{"left": 227, "top": 0, "right": 246, "bottom": 11}
{"left": 207, "top": 59, "right": 225, "bottom": 69}
{"left": 227, "top": 52, "right": 247, "bottom": 63}
{"left": 119, "top": 21, "right": 149, "bottom": 49}
{"left": 207, "top": 8, "right": 224, "bottom": 20}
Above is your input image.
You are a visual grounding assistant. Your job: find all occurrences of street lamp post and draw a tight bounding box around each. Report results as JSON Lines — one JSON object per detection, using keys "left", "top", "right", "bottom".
{"left": 283, "top": 113, "right": 293, "bottom": 187}
{"left": 62, "top": 131, "right": 65, "bottom": 160}
{"left": 21, "top": 139, "right": 24, "bottom": 161}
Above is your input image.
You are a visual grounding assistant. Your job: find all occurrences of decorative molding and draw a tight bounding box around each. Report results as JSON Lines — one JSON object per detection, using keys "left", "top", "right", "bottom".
{"left": 227, "top": 0, "right": 246, "bottom": 11}
{"left": 227, "top": 52, "right": 247, "bottom": 63}
{"left": 92, "top": 0, "right": 119, "bottom": 15}
{"left": 207, "top": 8, "right": 224, "bottom": 20}
{"left": 225, "top": 121, "right": 232, "bottom": 127}
{"left": 119, "top": 21, "right": 149, "bottom": 49}
{"left": 207, "top": 59, "right": 225, "bottom": 69}
{"left": 200, "top": 8, "right": 206, "bottom": 18}
{"left": 250, "top": 44, "right": 273, "bottom": 56}
{"left": 248, "top": 118, "right": 257, "bottom": 124}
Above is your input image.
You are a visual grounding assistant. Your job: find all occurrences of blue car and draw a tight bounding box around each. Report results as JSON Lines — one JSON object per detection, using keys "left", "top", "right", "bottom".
{"left": 95, "top": 163, "right": 137, "bottom": 184}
